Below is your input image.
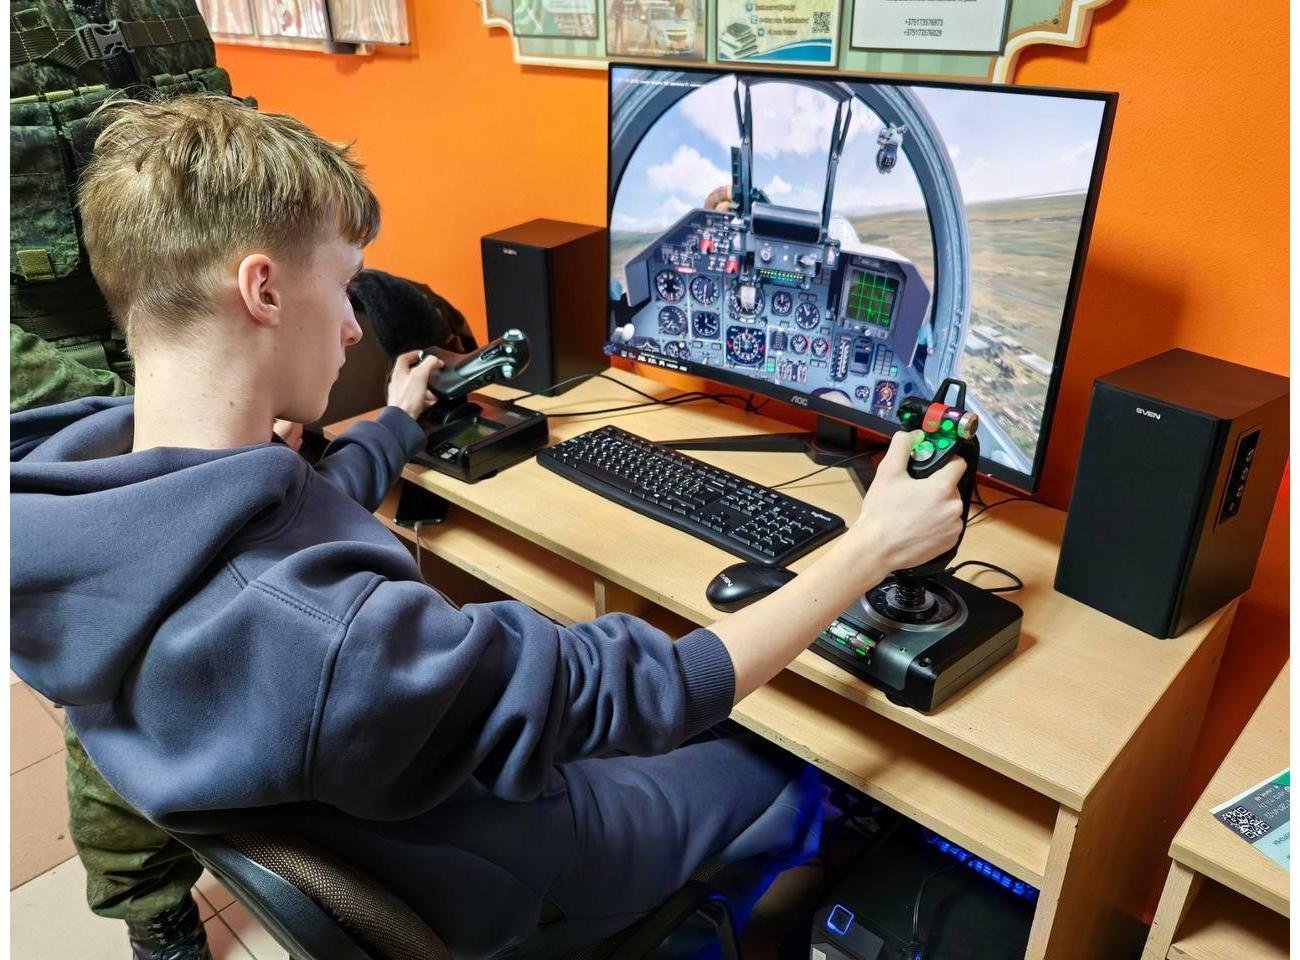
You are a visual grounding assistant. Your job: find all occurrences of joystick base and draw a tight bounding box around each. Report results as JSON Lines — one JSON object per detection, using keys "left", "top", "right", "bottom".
{"left": 865, "top": 577, "right": 963, "bottom": 629}
{"left": 811, "top": 574, "right": 1022, "bottom": 712}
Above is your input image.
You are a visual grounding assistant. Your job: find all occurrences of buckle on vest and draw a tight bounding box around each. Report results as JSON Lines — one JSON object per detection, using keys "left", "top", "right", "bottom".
{"left": 77, "top": 20, "right": 132, "bottom": 61}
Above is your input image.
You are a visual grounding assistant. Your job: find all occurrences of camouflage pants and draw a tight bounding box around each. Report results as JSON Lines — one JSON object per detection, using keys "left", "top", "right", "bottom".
{"left": 64, "top": 723, "right": 202, "bottom": 920}
{"left": 15, "top": 324, "right": 195, "bottom": 919}
{"left": 9, "top": 325, "right": 132, "bottom": 412}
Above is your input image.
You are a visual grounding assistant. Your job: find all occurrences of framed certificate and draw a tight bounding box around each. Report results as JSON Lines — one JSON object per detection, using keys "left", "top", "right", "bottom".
{"left": 605, "top": 0, "right": 707, "bottom": 61}
{"left": 716, "top": 0, "right": 840, "bottom": 66}
{"left": 851, "top": 0, "right": 1012, "bottom": 55}
{"left": 251, "top": 0, "right": 330, "bottom": 39}
{"left": 327, "top": 0, "right": 410, "bottom": 44}
{"left": 195, "top": 0, "right": 256, "bottom": 36}
{"left": 512, "top": 0, "right": 599, "bottom": 39}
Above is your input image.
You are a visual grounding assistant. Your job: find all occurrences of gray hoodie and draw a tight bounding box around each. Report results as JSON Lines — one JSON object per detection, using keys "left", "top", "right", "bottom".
{"left": 10, "top": 396, "right": 735, "bottom": 951}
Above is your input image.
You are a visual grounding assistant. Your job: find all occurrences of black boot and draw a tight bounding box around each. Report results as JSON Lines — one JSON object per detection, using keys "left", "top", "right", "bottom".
{"left": 126, "top": 895, "right": 214, "bottom": 960}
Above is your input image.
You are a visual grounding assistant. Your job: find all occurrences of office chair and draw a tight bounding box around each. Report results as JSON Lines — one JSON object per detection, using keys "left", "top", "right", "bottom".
{"left": 180, "top": 831, "right": 742, "bottom": 960}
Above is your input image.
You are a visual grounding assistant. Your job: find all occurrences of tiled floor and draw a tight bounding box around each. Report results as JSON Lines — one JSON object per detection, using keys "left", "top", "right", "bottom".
{"left": 10, "top": 673, "right": 287, "bottom": 959}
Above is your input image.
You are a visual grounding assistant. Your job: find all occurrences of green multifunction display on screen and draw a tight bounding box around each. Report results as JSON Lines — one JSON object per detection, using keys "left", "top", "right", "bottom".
{"left": 845, "top": 269, "right": 899, "bottom": 328}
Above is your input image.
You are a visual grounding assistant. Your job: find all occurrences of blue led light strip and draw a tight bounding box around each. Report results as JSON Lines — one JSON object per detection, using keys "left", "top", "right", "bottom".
{"left": 924, "top": 832, "right": 1039, "bottom": 902}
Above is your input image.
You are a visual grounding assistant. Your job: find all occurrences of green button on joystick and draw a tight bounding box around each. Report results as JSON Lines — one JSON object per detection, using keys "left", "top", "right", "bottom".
{"left": 936, "top": 437, "right": 953, "bottom": 450}
{"left": 941, "top": 419, "right": 955, "bottom": 433}
{"left": 912, "top": 440, "right": 935, "bottom": 462}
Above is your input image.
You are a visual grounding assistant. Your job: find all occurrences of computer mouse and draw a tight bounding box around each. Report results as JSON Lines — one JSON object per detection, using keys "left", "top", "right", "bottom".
{"left": 706, "top": 562, "right": 797, "bottom": 612}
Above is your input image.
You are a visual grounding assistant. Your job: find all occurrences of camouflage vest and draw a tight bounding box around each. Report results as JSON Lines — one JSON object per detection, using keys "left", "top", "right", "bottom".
{"left": 11, "top": 0, "right": 236, "bottom": 378}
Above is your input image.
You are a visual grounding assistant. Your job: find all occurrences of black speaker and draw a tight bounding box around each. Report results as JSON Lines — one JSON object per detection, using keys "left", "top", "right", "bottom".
{"left": 1054, "top": 349, "right": 1288, "bottom": 638}
{"left": 481, "top": 219, "right": 607, "bottom": 395}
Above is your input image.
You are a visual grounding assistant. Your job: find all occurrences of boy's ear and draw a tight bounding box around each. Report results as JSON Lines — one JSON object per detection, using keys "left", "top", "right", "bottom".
{"left": 237, "top": 253, "right": 280, "bottom": 327}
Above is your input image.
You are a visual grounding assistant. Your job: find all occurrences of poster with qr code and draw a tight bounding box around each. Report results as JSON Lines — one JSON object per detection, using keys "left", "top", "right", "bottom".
{"left": 1212, "top": 769, "right": 1289, "bottom": 871}
{"left": 716, "top": 0, "right": 841, "bottom": 66}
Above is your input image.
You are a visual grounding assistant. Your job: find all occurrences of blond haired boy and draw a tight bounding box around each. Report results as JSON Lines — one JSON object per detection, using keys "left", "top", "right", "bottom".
{"left": 11, "top": 96, "right": 963, "bottom": 957}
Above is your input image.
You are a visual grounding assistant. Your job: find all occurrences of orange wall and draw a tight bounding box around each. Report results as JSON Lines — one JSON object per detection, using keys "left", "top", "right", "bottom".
{"left": 217, "top": 0, "right": 1288, "bottom": 828}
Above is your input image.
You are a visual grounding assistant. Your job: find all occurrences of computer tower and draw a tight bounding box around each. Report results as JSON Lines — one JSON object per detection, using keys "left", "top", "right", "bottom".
{"left": 810, "top": 824, "right": 1036, "bottom": 960}
{"left": 1054, "top": 349, "right": 1288, "bottom": 638}
{"left": 481, "top": 219, "right": 607, "bottom": 395}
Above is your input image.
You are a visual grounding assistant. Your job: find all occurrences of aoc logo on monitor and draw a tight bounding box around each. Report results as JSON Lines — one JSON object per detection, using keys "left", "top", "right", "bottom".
{"left": 790, "top": 394, "right": 809, "bottom": 407}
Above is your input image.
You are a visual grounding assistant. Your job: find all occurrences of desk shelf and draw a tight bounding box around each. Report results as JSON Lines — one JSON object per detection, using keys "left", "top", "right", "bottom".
{"left": 1168, "top": 881, "right": 1288, "bottom": 960}
{"left": 376, "top": 487, "right": 597, "bottom": 626}
{"left": 736, "top": 670, "right": 1056, "bottom": 887}
{"left": 1142, "top": 665, "right": 1289, "bottom": 960}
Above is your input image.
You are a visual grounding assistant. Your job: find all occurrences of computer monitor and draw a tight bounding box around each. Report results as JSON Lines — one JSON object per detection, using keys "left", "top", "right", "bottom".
{"left": 606, "top": 64, "right": 1116, "bottom": 492}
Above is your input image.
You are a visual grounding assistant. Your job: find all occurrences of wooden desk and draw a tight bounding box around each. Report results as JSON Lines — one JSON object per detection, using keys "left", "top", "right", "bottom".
{"left": 327, "top": 369, "right": 1237, "bottom": 960}
{"left": 1141, "top": 664, "right": 1289, "bottom": 960}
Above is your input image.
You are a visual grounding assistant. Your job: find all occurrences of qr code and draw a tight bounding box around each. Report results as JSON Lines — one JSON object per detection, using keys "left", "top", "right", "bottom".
{"left": 812, "top": 11, "right": 831, "bottom": 33}
{"left": 1221, "top": 805, "right": 1273, "bottom": 840}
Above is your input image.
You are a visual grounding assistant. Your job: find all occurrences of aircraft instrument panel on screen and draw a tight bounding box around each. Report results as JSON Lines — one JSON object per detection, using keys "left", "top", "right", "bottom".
{"left": 605, "top": 65, "right": 1112, "bottom": 489}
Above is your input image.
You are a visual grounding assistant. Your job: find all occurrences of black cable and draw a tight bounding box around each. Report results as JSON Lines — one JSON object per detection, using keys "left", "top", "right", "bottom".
{"left": 910, "top": 863, "right": 960, "bottom": 958}
{"left": 967, "top": 494, "right": 1039, "bottom": 523}
{"left": 512, "top": 372, "right": 761, "bottom": 419}
{"left": 513, "top": 372, "right": 876, "bottom": 486}
{"left": 945, "top": 559, "right": 1023, "bottom": 594}
{"left": 769, "top": 447, "right": 880, "bottom": 490}
{"left": 541, "top": 390, "right": 757, "bottom": 419}
{"left": 507, "top": 370, "right": 606, "bottom": 401}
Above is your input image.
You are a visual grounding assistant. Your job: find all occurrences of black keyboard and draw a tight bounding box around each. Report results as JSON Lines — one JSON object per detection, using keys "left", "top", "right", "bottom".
{"left": 537, "top": 425, "right": 845, "bottom": 565}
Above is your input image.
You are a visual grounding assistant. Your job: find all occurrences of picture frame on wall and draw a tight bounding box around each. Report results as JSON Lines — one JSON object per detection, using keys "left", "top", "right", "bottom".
{"left": 195, "top": 0, "right": 257, "bottom": 36}
{"left": 605, "top": 0, "right": 706, "bottom": 62}
{"left": 326, "top": 0, "right": 410, "bottom": 44}
{"left": 512, "top": 0, "right": 599, "bottom": 39}
{"left": 850, "top": 0, "right": 1012, "bottom": 55}
{"left": 251, "top": 0, "right": 331, "bottom": 40}
{"left": 715, "top": 0, "right": 840, "bottom": 67}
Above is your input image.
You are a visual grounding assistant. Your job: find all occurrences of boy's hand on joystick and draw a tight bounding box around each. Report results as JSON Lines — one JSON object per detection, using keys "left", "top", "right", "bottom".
{"left": 850, "top": 429, "right": 966, "bottom": 575}
{"left": 388, "top": 350, "right": 443, "bottom": 421}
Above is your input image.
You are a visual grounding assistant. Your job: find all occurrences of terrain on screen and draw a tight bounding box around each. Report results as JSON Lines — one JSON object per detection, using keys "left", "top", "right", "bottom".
{"left": 612, "top": 190, "right": 1086, "bottom": 462}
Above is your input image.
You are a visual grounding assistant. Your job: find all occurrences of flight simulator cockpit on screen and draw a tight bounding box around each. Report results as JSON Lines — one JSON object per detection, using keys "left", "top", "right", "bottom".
{"left": 605, "top": 66, "right": 1111, "bottom": 489}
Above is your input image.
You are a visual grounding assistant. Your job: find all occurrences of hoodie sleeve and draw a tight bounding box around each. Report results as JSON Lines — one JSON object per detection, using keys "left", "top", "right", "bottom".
{"left": 314, "top": 407, "right": 426, "bottom": 511}
{"left": 309, "top": 581, "right": 736, "bottom": 820}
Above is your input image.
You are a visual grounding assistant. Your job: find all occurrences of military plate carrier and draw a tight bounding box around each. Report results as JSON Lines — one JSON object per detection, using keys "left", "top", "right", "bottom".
{"left": 11, "top": 0, "right": 240, "bottom": 378}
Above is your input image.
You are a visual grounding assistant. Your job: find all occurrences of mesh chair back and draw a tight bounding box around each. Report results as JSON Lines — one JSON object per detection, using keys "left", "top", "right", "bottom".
{"left": 195, "top": 832, "right": 452, "bottom": 960}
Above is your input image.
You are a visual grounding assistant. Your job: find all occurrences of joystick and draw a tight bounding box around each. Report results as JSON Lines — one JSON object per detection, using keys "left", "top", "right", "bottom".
{"left": 808, "top": 379, "right": 1022, "bottom": 711}
{"left": 897, "top": 379, "right": 979, "bottom": 572}
{"left": 411, "top": 330, "right": 549, "bottom": 483}
{"left": 867, "top": 380, "right": 981, "bottom": 625}
{"left": 421, "top": 328, "right": 531, "bottom": 402}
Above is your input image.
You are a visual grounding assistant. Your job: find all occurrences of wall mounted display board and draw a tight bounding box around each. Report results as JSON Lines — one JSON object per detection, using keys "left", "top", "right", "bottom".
{"left": 716, "top": 0, "right": 841, "bottom": 66}
{"left": 514, "top": 0, "right": 599, "bottom": 39}
{"left": 196, "top": 0, "right": 257, "bottom": 35}
{"left": 850, "top": 0, "right": 1011, "bottom": 55}
{"left": 252, "top": 0, "right": 331, "bottom": 39}
{"left": 476, "top": 0, "right": 1114, "bottom": 82}
{"left": 605, "top": 0, "right": 708, "bottom": 61}
{"left": 201, "top": 0, "right": 410, "bottom": 50}
{"left": 328, "top": 0, "right": 411, "bottom": 43}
